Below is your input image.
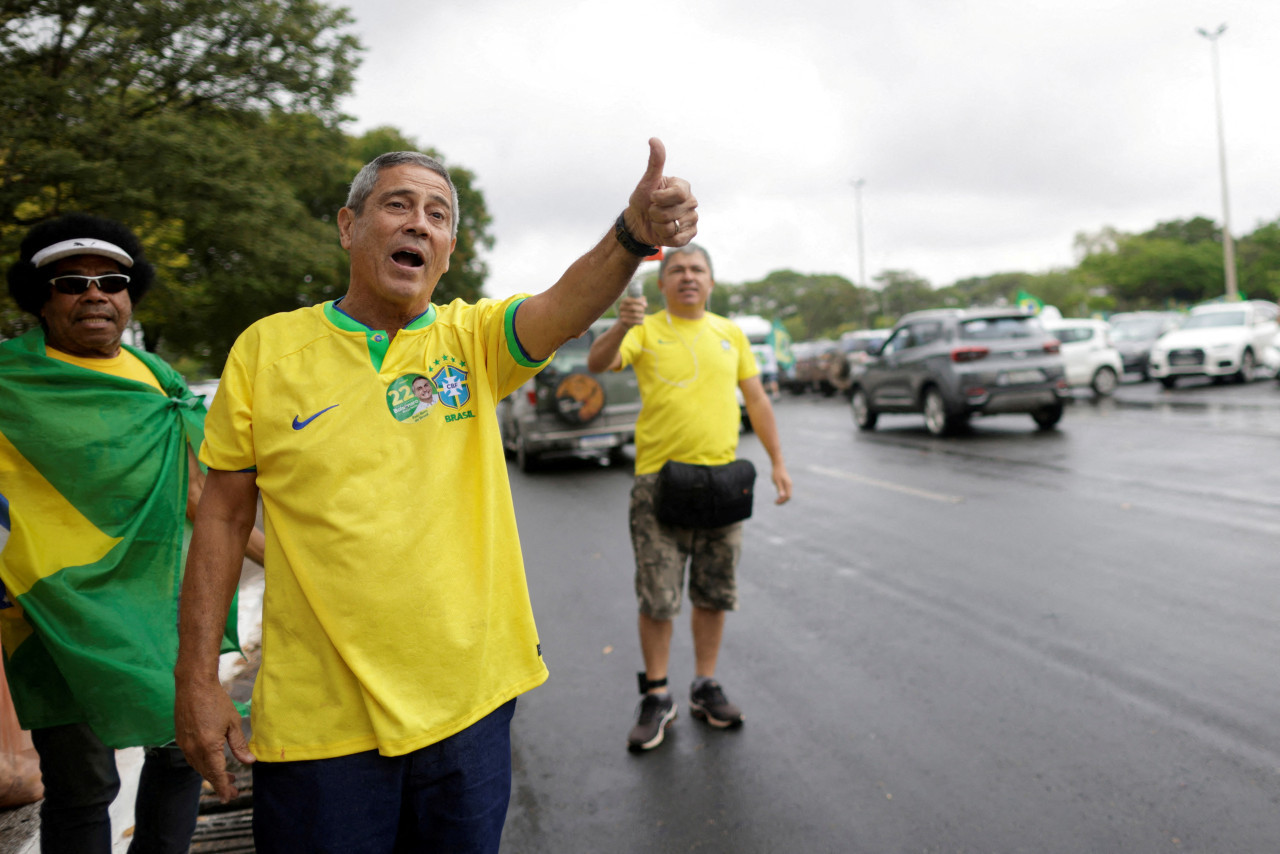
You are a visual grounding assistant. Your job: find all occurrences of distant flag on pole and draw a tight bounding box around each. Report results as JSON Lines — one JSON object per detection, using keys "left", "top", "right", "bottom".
{"left": 1016, "top": 290, "right": 1044, "bottom": 314}
{"left": 769, "top": 321, "right": 795, "bottom": 372}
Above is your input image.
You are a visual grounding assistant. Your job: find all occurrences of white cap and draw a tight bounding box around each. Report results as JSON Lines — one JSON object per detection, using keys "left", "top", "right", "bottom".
{"left": 31, "top": 238, "right": 134, "bottom": 269}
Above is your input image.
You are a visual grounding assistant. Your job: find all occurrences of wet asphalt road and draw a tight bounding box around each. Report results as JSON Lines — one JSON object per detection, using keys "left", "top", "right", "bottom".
{"left": 501, "top": 377, "right": 1280, "bottom": 854}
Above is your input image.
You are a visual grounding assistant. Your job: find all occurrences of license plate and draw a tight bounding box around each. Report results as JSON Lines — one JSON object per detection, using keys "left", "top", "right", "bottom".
{"left": 578, "top": 434, "right": 617, "bottom": 450}
{"left": 1001, "top": 369, "right": 1044, "bottom": 385}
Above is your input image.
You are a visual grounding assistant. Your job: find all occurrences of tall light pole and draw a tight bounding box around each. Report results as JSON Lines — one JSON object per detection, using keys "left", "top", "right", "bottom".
{"left": 1197, "top": 23, "right": 1239, "bottom": 301}
{"left": 851, "top": 179, "right": 870, "bottom": 325}
{"left": 851, "top": 179, "right": 866, "bottom": 288}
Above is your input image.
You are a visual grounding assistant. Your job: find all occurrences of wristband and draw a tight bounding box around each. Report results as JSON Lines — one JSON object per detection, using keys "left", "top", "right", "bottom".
{"left": 615, "top": 213, "right": 658, "bottom": 258}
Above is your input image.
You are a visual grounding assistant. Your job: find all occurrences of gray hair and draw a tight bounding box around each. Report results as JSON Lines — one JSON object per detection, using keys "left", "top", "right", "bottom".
{"left": 345, "top": 152, "right": 460, "bottom": 238}
{"left": 658, "top": 243, "right": 713, "bottom": 280}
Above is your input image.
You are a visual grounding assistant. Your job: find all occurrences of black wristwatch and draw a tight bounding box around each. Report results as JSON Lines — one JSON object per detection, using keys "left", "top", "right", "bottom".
{"left": 614, "top": 213, "right": 658, "bottom": 257}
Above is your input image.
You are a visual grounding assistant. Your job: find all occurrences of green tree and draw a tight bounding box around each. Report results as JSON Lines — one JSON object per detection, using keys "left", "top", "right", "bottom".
{"left": 1237, "top": 217, "right": 1280, "bottom": 301}
{"left": 728, "top": 269, "right": 869, "bottom": 341}
{"left": 1077, "top": 232, "right": 1224, "bottom": 308}
{"left": 0, "top": 0, "right": 364, "bottom": 364}
{"left": 873, "top": 270, "right": 935, "bottom": 321}
{"left": 1142, "top": 216, "right": 1220, "bottom": 245}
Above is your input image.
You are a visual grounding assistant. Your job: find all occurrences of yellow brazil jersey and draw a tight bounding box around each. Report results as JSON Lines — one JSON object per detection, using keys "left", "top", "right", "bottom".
{"left": 200, "top": 296, "right": 550, "bottom": 761}
{"left": 618, "top": 310, "right": 759, "bottom": 476}
{"left": 44, "top": 347, "right": 162, "bottom": 390}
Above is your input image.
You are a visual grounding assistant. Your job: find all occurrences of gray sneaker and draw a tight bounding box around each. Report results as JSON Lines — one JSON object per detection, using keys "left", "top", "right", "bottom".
{"left": 627, "top": 693, "right": 677, "bottom": 752}
{"left": 689, "top": 679, "right": 743, "bottom": 728}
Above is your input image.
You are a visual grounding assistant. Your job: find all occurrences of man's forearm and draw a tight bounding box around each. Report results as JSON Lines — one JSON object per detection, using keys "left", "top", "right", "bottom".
{"left": 176, "top": 522, "right": 247, "bottom": 683}
{"left": 587, "top": 314, "right": 633, "bottom": 373}
{"left": 745, "top": 395, "right": 786, "bottom": 466}
{"left": 517, "top": 232, "right": 642, "bottom": 361}
{"left": 176, "top": 471, "right": 260, "bottom": 684}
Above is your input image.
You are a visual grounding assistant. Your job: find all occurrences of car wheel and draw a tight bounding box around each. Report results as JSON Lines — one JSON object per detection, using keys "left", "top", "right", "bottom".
{"left": 922, "top": 387, "right": 954, "bottom": 436}
{"left": 1091, "top": 366, "right": 1118, "bottom": 396}
{"left": 1032, "top": 403, "right": 1064, "bottom": 430}
{"left": 1235, "top": 349, "right": 1255, "bottom": 384}
{"left": 851, "top": 388, "right": 877, "bottom": 431}
{"left": 1159, "top": 377, "right": 1177, "bottom": 389}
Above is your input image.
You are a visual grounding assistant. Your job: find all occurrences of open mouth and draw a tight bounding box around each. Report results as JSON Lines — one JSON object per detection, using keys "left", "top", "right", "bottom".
{"left": 392, "top": 250, "right": 424, "bottom": 268}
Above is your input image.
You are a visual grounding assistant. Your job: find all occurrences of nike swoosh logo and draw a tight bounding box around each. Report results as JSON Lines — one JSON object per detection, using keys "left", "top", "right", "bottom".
{"left": 292, "top": 404, "right": 340, "bottom": 430}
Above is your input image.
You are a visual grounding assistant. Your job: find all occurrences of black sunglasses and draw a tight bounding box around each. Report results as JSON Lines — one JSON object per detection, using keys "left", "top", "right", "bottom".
{"left": 49, "top": 274, "right": 131, "bottom": 295}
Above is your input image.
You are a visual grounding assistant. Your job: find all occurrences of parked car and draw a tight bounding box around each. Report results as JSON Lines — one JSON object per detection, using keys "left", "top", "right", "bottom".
{"left": 790, "top": 339, "right": 841, "bottom": 395}
{"left": 780, "top": 340, "right": 813, "bottom": 393}
{"left": 829, "top": 328, "right": 890, "bottom": 397}
{"left": 848, "top": 307, "right": 1069, "bottom": 436}
{"left": 1042, "top": 318, "right": 1124, "bottom": 396}
{"left": 1107, "top": 311, "right": 1184, "bottom": 380}
{"left": 498, "top": 320, "right": 640, "bottom": 471}
{"left": 1147, "top": 300, "right": 1279, "bottom": 388}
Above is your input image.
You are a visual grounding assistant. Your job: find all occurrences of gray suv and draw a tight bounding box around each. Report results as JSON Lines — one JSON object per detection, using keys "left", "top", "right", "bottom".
{"left": 849, "top": 308, "right": 1069, "bottom": 436}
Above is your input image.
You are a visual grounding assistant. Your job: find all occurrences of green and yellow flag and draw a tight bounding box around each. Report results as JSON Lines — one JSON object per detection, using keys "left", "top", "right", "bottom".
{"left": 1016, "top": 290, "right": 1044, "bottom": 314}
{"left": 0, "top": 329, "right": 236, "bottom": 748}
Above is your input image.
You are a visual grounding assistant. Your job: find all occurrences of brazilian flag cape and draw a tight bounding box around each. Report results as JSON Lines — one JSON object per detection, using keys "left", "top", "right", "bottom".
{"left": 0, "top": 328, "right": 238, "bottom": 748}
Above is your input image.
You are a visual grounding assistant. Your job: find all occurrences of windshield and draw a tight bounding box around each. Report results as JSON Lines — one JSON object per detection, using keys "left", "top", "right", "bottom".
{"left": 959, "top": 317, "right": 1044, "bottom": 341}
{"left": 1182, "top": 310, "right": 1245, "bottom": 330}
{"left": 844, "top": 336, "right": 886, "bottom": 353}
{"left": 1110, "top": 319, "right": 1166, "bottom": 341}
{"left": 1052, "top": 327, "right": 1094, "bottom": 344}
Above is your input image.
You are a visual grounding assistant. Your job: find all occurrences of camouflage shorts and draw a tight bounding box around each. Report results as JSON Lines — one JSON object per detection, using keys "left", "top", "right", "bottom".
{"left": 629, "top": 473, "right": 742, "bottom": 620}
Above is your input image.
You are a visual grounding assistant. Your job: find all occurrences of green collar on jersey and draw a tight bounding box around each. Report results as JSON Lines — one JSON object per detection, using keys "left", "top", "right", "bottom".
{"left": 323, "top": 300, "right": 437, "bottom": 371}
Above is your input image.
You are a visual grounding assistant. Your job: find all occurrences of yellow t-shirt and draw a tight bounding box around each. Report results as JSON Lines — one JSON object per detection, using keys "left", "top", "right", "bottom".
{"left": 618, "top": 310, "right": 759, "bottom": 476}
{"left": 200, "top": 297, "right": 550, "bottom": 761}
{"left": 44, "top": 347, "right": 162, "bottom": 390}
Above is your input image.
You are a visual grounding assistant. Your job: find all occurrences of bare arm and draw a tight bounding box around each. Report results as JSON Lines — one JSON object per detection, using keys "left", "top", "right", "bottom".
{"left": 586, "top": 295, "right": 647, "bottom": 373}
{"left": 187, "top": 448, "right": 265, "bottom": 566}
{"left": 515, "top": 138, "right": 697, "bottom": 361}
{"left": 175, "top": 469, "right": 260, "bottom": 803}
{"left": 741, "top": 376, "right": 793, "bottom": 504}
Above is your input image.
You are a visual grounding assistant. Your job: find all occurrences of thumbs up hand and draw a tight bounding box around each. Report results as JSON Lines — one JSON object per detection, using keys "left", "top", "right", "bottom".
{"left": 623, "top": 138, "right": 698, "bottom": 248}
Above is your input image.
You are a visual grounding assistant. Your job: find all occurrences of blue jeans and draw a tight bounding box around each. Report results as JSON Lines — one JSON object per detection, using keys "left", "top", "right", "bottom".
{"left": 253, "top": 699, "right": 516, "bottom": 854}
{"left": 30, "top": 723, "right": 203, "bottom": 854}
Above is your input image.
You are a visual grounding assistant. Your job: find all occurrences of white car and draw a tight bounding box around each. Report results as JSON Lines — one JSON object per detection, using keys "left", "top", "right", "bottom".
{"left": 1043, "top": 319, "right": 1124, "bottom": 396}
{"left": 1148, "top": 300, "right": 1279, "bottom": 388}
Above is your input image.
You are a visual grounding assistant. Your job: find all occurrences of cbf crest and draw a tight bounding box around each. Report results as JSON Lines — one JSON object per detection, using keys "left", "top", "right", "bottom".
{"left": 431, "top": 355, "right": 471, "bottom": 409}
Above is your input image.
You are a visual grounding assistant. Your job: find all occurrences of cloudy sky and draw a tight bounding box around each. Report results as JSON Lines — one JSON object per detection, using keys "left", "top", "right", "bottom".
{"left": 336, "top": 0, "right": 1280, "bottom": 299}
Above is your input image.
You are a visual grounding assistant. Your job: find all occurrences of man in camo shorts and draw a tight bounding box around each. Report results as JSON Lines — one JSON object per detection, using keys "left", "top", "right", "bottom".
{"left": 588, "top": 244, "right": 792, "bottom": 752}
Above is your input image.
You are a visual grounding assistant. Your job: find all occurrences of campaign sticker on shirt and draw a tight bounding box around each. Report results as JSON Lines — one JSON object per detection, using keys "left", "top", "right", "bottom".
{"left": 387, "top": 374, "right": 437, "bottom": 423}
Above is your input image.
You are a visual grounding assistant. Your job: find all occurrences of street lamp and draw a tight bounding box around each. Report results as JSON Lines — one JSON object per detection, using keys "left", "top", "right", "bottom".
{"left": 1197, "top": 23, "right": 1239, "bottom": 301}
{"left": 851, "top": 179, "right": 874, "bottom": 326}
{"left": 851, "top": 179, "right": 866, "bottom": 288}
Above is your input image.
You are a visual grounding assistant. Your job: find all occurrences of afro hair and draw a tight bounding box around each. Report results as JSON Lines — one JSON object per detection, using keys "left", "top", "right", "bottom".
{"left": 7, "top": 213, "right": 155, "bottom": 317}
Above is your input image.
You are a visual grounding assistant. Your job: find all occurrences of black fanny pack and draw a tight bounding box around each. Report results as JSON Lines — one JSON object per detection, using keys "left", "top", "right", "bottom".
{"left": 656, "top": 459, "right": 757, "bottom": 529}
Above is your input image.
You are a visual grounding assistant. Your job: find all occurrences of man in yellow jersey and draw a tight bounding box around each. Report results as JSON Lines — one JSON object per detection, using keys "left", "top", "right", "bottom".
{"left": 0, "top": 213, "right": 264, "bottom": 853}
{"left": 587, "top": 244, "right": 792, "bottom": 752}
{"left": 175, "top": 139, "right": 698, "bottom": 852}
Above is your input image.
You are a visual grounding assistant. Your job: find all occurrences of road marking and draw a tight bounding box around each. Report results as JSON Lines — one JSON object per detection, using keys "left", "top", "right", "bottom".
{"left": 808, "top": 464, "right": 965, "bottom": 504}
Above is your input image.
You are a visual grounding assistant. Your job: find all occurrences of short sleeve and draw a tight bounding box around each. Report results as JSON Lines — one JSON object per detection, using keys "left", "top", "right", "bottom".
{"left": 618, "top": 323, "right": 644, "bottom": 370}
{"left": 735, "top": 327, "right": 760, "bottom": 382}
{"left": 200, "top": 337, "right": 257, "bottom": 472}
{"left": 492, "top": 296, "right": 552, "bottom": 400}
